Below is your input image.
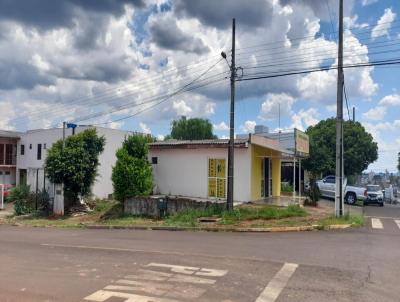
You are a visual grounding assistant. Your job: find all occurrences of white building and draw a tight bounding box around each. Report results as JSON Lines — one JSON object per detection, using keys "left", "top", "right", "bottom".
{"left": 148, "top": 133, "right": 308, "bottom": 202}
{"left": 1, "top": 126, "right": 141, "bottom": 199}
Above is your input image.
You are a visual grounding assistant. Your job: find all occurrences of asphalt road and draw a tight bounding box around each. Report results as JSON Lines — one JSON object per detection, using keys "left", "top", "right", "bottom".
{"left": 1, "top": 204, "right": 400, "bottom": 302}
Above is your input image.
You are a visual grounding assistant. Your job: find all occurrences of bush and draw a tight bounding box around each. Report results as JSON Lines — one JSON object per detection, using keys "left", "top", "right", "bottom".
{"left": 281, "top": 183, "right": 294, "bottom": 193}
{"left": 112, "top": 135, "right": 153, "bottom": 202}
{"left": 9, "top": 185, "right": 51, "bottom": 216}
{"left": 305, "top": 178, "right": 320, "bottom": 207}
{"left": 8, "top": 185, "right": 30, "bottom": 203}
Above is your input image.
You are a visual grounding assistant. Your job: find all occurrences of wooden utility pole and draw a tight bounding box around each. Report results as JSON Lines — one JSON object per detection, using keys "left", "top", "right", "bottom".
{"left": 227, "top": 18, "right": 236, "bottom": 211}
{"left": 335, "top": 0, "right": 344, "bottom": 217}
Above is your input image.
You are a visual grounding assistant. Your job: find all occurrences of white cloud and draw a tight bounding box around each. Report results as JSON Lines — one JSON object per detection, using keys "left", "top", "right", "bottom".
{"left": 259, "top": 93, "right": 295, "bottom": 120}
{"left": 371, "top": 8, "right": 396, "bottom": 39}
{"left": 240, "top": 120, "right": 256, "bottom": 133}
{"left": 326, "top": 104, "right": 337, "bottom": 113}
{"left": 109, "top": 121, "right": 124, "bottom": 129}
{"left": 139, "top": 122, "right": 151, "bottom": 134}
{"left": 362, "top": 0, "right": 378, "bottom": 6}
{"left": 213, "top": 122, "right": 229, "bottom": 131}
{"left": 297, "top": 32, "right": 378, "bottom": 102}
{"left": 172, "top": 100, "right": 192, "bottom": 116}
{"left": 156, "top": 134, "right": 165, "bottom": 141}
{"left": 344, "top": 15, "right": 368, "bottom": 29}
{"left": 362, "top": 106, "right": 387, "bottom": 121}
{"left": 378, "top": 94, "right": 400, "bottom": 106}
{"left": 291, "top": 108, "right": 319, "bottom": 131}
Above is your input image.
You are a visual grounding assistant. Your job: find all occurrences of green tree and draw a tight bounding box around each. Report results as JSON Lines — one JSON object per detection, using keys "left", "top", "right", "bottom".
{"left": 398, "top": 152, "right": 400, "bottom": 172}
{"left": 168, "top": 116, "right": 217, "bottom": 140}
{"left": 45, "top": 129, "right": 105, "bottom": 203}
{"left": 303, "top": 118, "right": 378, "bottom": 177}
{"left": 112, "top": 135, "right": 153, "bottom": 202}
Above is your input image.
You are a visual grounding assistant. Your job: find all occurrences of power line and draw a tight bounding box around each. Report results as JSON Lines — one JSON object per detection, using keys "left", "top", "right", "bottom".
{"left": 76, "top": 58, "right": 225, "bottom": 125}
{"left": 236, "top": 58, "right": 400, "bottom": 81}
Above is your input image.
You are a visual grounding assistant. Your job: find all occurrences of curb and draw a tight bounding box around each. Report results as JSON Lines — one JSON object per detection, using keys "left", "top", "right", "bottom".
{"left": 0, "top": 220, "right": 354, "bottom": 232}
{"left": 83, "top": 223, "right": 353, "bottom": 232}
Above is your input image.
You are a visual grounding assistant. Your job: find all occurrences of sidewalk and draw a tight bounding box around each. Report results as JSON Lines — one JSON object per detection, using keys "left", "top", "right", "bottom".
{"left": 0, "top": 203, "right": 14, "bottom": 219}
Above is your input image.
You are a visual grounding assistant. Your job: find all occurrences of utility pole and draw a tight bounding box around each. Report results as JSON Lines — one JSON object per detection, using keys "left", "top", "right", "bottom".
{"left": 335, "top": 0, "right": 344, "bottom": 217}
{"left": 227, "top": 18, "right": 236, "bottom": 211}
{"left": 353, "top": 106, "right": 355, "bottom": 122}
{"left": 62, "top": 121, "right": 66, "bottom": 149}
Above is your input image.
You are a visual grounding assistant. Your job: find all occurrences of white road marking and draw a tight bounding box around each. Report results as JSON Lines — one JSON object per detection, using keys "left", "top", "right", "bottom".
{"left": 126, "top": 269, "right": 217, "bottom": 284}
{"left": 147, "top": 263, "right": 228, "bottom": 277}
{"left": 371, "top": 218, "right": 383, "bottom": 229}
{"left": 84, "top": 290, "right": 180, "bottom": 302}
{"left": 255, "top": 263, "right": 298, "bottom": 302}
{"left": 84, "top": 263, "right": 226, "bottom": 301}
{"left": 394, "top": 220, "right": 400, "bottom": 230}
{"left": 112, "top": 280, "right": 206, "bottom": 299}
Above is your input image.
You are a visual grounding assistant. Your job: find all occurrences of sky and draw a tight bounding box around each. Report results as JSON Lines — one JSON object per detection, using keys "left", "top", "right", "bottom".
{"left": 0, "top": 0, "right": 399, "bottom": 172}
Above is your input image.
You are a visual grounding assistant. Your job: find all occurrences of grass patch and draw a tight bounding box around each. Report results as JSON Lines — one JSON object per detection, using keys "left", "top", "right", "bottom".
{"left": 165, "top": 204, "right": 307, "bottom": 227}
{"left": 317, "top": 213, "right": 364, "bottom": 227}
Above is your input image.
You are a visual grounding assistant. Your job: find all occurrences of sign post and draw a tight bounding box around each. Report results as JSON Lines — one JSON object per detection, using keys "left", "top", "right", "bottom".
{"left": 0, "top": 184, "right": 4, "bottom": 210}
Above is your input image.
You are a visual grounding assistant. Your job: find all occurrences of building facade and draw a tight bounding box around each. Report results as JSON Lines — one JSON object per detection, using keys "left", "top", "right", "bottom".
{"left": 149, "top": 134, "right": 296, "bottom": 203}
{"left": 0, "top": 130, "right": 20, "bottom": 186}
{"left": 1, "top": 126, "right": 140, "bottom": 199}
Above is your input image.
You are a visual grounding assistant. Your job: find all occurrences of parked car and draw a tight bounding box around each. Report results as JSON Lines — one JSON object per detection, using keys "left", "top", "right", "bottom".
{"left": 365, "top": 185, "right": 384, "bottom": 207}
{"left": 316, "top": 176, "right": 366, "bottom": 205}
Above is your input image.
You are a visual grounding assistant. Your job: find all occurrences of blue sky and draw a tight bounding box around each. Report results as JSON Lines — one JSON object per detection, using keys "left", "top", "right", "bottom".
{"left": 0, "top": 0, "right": 399, "bottom": 172}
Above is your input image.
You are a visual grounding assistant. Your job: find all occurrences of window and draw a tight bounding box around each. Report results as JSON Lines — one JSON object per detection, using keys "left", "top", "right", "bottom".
{"left": 29, "top": 144, "right": 32, "bottom": 150}
{"left": 151, "top": 157, "right": 158, "bottom": 164}
{"left": 21, "top": 144, "right": 25, "bottom": 155}
{"left": 5, "top": 144, "right": 13, "bottom": 165}
{"left": 0, "top": 144, "right": 4, "bottom": 165}
{"left": 5, "top": 171, "right": 10, "bottom": 175}
{"left": 44, "top": 143, "right": 47, "bottom": 149}
{"left": 37, "top": 144, "right": 42, "bottom": 160}
{"left": 208, "top": 158, "right": 226, "bottom": 198}
{"left": 325, "top": 176, "right": 335, "bottom": 184}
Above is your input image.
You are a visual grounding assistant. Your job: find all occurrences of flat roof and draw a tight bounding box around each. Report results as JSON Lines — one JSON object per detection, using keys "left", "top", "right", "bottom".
{"left": 0, "top": 130, "right": 21, "bottom": 139}
{"left": 149, "top": 138, "right": 249, "bottom": 149}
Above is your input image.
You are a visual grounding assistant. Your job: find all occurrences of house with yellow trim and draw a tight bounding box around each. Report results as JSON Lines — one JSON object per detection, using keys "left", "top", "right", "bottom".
{"left": 148, "top": 129, "right": 309, "bottom": 202}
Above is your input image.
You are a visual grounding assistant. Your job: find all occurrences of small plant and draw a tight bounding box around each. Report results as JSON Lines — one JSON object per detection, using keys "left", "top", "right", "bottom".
{"left": 281, "top": 183, "right": 294, "bottom": 193}
{"left": 304, "top": 178, "right": 320, "bottom": 207}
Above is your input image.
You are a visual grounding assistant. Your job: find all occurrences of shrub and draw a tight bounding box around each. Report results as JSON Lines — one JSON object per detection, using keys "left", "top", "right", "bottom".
{"left": 112, "top": 135, "right": 153, "bottom": 202}
{"left": 8, "top": 185, "right": 30, "bottom": 203}
{"left": 305, "top": 178, "right": 320, "bottom": 207}
{"left": 281, "top": 183, "right": 294, "bottom": 193}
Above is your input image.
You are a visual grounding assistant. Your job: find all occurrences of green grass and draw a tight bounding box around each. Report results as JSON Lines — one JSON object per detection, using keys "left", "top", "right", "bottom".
{"left": 165, "top": 204, "right": 307, "bottom": 227}
{"left": 317, "top": 213, "right": 364, "bottom": 227}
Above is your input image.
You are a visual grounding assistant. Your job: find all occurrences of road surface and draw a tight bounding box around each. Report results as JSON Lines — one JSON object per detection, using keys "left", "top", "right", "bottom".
{"left": 0, "top": 204, "right": 399, "bottom": 301}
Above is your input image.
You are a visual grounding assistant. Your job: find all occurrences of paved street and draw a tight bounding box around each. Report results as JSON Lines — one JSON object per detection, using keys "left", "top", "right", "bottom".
{"left": 1, "top": 205, "right": 400, "bottom": 302}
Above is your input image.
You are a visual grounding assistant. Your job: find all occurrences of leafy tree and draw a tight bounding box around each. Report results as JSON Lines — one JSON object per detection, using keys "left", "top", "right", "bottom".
{"left": 303, "top": 118, "right": 378, "bottom": 177}
{"left": 398, "top": 152, "right": 400, "bottom": 173}
{"left": 168, "top": 116, "right": 218, "bottom": 140}
{"left": 45, "top": 129, "right": 105, "bottom": 203}
{"left": 112, "top": 135, "right": 153, "bottom": 202}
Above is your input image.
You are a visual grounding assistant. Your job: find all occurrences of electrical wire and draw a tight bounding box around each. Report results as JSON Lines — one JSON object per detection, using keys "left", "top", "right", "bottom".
{"left": 74, "top": 58, "right": 225, "bottom": 125}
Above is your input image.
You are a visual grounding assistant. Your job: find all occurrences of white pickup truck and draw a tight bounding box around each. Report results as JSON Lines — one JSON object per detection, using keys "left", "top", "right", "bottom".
{"left": 316, "top": 176, "right": 367, "bottom": 205}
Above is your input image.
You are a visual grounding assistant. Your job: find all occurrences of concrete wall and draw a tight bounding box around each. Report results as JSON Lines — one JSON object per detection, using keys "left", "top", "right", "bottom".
{"left": 16, "top": 126, "right": 135, "bottom": 198}
{"left": 125, "top": 196, "right": 224, "bottom": 218}
{"left": 149, "top": 147, "right": 251, "bottom": 202}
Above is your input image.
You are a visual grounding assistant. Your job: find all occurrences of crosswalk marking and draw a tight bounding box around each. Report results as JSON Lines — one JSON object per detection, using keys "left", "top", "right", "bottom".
{"left": 394, "top": 220, "right": 400, "bottom": 230}
{"left": 371, "top": 218, "right": 383, "bottom": 229}
{"left": 255, "top": 263, "right": 298, "bottom": 302}
{"left": 84, "top": 263, "right": 226, "bottom": 301}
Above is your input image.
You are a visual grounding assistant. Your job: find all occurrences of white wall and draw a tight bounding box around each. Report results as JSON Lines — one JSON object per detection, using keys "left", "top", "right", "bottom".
{"left": 149, "top": 147, "right": 252, "bottom": 202}
{"left": 17, "top": 127, "right": 134, "bottom": 198}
